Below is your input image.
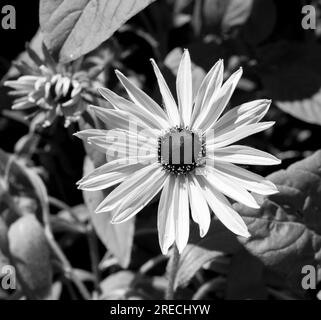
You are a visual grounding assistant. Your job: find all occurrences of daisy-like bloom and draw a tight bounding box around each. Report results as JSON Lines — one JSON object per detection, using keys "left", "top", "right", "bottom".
{"left": 76, "top": 49, "right": 280, "bottom": 254}
{"left": 5, "top": 44, "right": 96, "bottom": 127}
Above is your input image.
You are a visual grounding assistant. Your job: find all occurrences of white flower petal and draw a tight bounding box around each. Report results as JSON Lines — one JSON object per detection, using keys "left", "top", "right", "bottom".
{"left": 187, "top": 175, "right": 211, "bottom": 237}
{"left": 74, "top": 129, "right": 109, "bottom": 141}
{"left": 157, "top": 175, "right": 176, "bottom": 254}
{"left": 77, "top": 155, "right": 155, "bottom": 191}
{"left": 202, "top": 167, "right": 260, "bottom": 209}
{"left": 95, "top": 163, "right": 164, "bottom": 214}
{"left": 5, "top": 80, "right": 35, "bottom": 90}
{"left": 213, "top": 145, "right": 281, "bottom": 165}
{"left": 89, "top": 105, "right": 159, "bottom": 135}
{"left": 61, "top": 76, "right": 71, "bottom": 97}
{"left": 207, "top": 121, "right": 275, "bottom": 149}
{"left": 213, "top": 161, "right": 279, "bottom": 195}
{"left": 98, "top": 87, "right": 168, "bottom": 130}
{"left": 110, "top": 165, "right": 167, "bottom": 223}
{"left": 196, "top": 175, "right": 250, "bottom": 237}
{"left": 191, "top": 59, "right": 224, "bottom": 126}
{"left": 213, "top": 99, "right": 271, "bottom": 136}
{"left": 82, "top": 129, "right": 157, "bottom": 160}
{"left": 174, "top": 176, "right": 190, "bottom": 253}
{"left": 176, "top": 49, "right": 193, "bottom": 127}
{"left": 12, "top": 101, "right": 35, "bottom": 110}
{"left": 115, "top": 71, "right": 169, "bottom": 129}
{"left": 17, "top": 75, "right": 39, "bottom": 83}
{"left": 150, "top": 59, "right": 180, "bottom": 126}
{"left": 88, "top": 136, "right": 156, "bottom": 160}
{"left": 193, "top": 68, "right": 243, "bottom": 132}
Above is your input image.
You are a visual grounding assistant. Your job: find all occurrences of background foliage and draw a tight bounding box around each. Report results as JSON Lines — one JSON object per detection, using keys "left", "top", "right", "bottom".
{"left": 1, "top": 0, "right": 321, "bottom": 300}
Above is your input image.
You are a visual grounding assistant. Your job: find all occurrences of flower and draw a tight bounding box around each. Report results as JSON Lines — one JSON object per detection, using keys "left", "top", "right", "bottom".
{"left": 75, "top": 49, "right": 280, "bottom": 255}
{"left": 4, "top": 44, "right": 96, "bottom": 128}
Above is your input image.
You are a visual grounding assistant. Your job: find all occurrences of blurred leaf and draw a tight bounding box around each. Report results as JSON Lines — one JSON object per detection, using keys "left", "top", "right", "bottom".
{"left": 259, "top": 42, "right": 321, "bottom": 125}
{"left": 0, "top": 149, "right": 49, "bottom": 222}
{"left": 225, "top": 249, "right": 267, "bottom": 299}
{"left": 201, "top": 0, "right": 253, "bottom": 33}
{"left": 234, "top": 150, "right": 321, "bottom": 292}
{"left": 276, "top": 90, "right": 321, "bottom": 126}
{"left": 221, "top": 0, "right": 253, "bottom": 31}
{"left": 241, "top": 0, "right": 276, "bottom": 45}
{"left": 14, "top": 134, "right": 40, "bottom": 157}
{"left": 100, "top": 270, "right": 136, "bottom": 299}
{"left": 0, "top": 216, "right": 9, "bottom": 269}
{"left": 46, "top": 281, "right": 63, "bottom": 300}
{"left": 82, "top": 156, "right": 134, "bottom": 268}
{"left": 0, "top": 250, "right": 9, "bottom": 270}
{"left": 175, "top": 245, "right": 225, "bottom": 289}
{"left": 19, "top": 164, "right": 50, "bottom": 221}
{"left": 73, "top": 268, "right": 95, "bottom": 282}
{"left": 57, "top": 204, "right": 89, "bottom": 223}
{"left": 39, "top": 0, "right": 156, "bottom": 63}
{"left": 100, "top": 270, "right": 166, "bottom": 299}
{"left": 8, "top": 215, "right": 52, "bottom": 299}
{"left": 175, "top": 222, "right": 242, "bottom": 288}
{"left": 0, "top": 215, "right": 8, "bottom": 255}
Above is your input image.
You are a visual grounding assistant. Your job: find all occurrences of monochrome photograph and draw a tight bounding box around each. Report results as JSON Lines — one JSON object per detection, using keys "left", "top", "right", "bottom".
{"left": 0, "top": 0, "right": 320, "bottom": 313}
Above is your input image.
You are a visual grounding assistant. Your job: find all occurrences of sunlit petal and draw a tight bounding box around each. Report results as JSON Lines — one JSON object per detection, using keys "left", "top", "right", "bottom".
{"left": 150, "top": 59, "right": 180, "bottom": 126}
{"left": 196, "top": 175, "right": 250, "bottom": 238}
{"left": 191, "top": 59, "right": 224, "bottom": 126}
{"left": 115, "top": 71, "right": 169, "bottom": 129}
{"left": 187, "top": 175, "right": 211, "bottom": 237}
{"left": 158, "top": 175, "right": 176, "bottom": 254}
{"left": 176, "top": 49, "right": 193, "bottom": 127}
{"left": 174, "top": 176, "right": 190, "bottom": 253}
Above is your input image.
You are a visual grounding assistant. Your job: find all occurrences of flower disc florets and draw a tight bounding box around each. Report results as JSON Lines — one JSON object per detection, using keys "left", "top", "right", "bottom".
{"left": 158, "top": 126, "right": 206, "bottom": 175}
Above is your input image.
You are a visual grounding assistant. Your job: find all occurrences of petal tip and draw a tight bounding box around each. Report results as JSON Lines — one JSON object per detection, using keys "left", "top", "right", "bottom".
{"left": 243, "top": 230, "right": 251, "bottom": 238}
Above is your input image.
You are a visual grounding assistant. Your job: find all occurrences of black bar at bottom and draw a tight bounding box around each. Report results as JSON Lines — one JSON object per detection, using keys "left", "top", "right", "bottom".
{"left": 0, "top": 300, "right": 318, "bottom": 319}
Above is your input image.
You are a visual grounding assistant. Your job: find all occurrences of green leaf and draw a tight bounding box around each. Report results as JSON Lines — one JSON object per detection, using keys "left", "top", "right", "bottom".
{"left": 82, "top": 156, "right": 135, "bottom": 268}
{"left": 39, "top": 0, "right": 157, "bottom": 62}
{"left": 8, "top": 215, "right": 53, "bottom": 299}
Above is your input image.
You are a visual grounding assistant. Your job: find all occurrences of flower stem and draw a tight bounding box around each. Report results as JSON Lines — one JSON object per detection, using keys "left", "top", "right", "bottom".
{"left": 165, "top": 243, "right": 180, "bottom": 300}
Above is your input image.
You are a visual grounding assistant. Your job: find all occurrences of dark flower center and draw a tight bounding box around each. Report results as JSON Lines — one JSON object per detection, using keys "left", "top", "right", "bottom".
{"left": 158, "top": 127, "right": 205, "bottom": 175}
